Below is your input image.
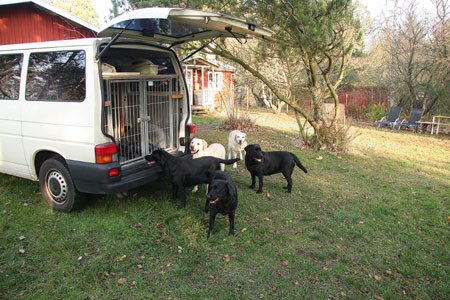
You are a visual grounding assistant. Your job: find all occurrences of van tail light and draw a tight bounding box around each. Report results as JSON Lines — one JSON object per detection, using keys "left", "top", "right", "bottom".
{"left": 188, "top": 124, "right": 196, "bottom": 139}
{"left": 95, "top": 143, "right": 117, "bottom": 164}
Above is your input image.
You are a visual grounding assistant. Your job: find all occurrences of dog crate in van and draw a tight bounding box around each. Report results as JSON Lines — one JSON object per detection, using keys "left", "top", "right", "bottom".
{"left": 0, "top": 7, "right": 272, "bottom": 211}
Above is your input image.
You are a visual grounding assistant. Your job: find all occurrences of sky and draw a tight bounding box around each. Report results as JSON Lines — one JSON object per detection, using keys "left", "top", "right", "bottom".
{"left": 91, "top": 0, "right": 113, "bottom": 25}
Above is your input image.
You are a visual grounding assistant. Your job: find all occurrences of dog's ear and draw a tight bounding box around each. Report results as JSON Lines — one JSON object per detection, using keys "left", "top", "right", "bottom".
{"left": 202, "top": 139, "right": 208, "bottom": 150}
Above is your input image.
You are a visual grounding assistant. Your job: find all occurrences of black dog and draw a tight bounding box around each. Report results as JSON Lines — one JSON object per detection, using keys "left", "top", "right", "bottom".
{"left": 244, "top": 144, "right": 307, "bottom": 193}
{"left": 205, "top": 171, "right": 238, "bottom": 238}
{"left": 145, "top": 150, "right": 239, "bottom": 208}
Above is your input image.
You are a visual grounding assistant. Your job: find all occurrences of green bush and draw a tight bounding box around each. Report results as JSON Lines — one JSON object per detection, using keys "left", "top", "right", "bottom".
{"left": 366, "top": 102, "right": 389, "bottom": 122}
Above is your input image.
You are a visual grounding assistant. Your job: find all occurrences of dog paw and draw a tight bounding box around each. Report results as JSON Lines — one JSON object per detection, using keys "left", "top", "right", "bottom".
{"left": 248, "top": 185, "right": 255, "bottom": 189}
{"left": 256, "top": 190, "right": 263, "bottom": 194}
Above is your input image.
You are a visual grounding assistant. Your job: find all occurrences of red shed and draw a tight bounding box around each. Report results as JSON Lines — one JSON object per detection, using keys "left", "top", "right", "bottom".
{"left": 183, "top": 55, "right": 236, "bottom": 110}
{"left": 338, "top": 86, "right": 389, "bottom": 108}
{"left": 0, "top": 0, "right": 98, "bottom": 45}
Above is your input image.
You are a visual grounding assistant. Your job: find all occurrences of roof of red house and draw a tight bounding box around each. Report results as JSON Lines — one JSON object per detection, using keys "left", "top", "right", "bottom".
{"left": 0, "top": 0, "right": 99, "bottom": 32}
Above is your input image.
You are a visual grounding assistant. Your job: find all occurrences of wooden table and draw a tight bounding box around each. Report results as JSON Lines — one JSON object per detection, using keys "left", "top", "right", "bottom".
{"left": 431, "top": 115, "right": 450, "bottom": 134}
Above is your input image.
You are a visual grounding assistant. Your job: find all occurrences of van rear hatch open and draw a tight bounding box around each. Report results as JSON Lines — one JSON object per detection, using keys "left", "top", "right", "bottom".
{"left": 97, "top": 7, "right": 273, "bottom": 45}
{"left": 97, "top": 8, "right": 273, "bottom": 166}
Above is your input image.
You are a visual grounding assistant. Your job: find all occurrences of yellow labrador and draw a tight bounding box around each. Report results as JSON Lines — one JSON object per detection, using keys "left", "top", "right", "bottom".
{"left": 228, "top": 130, "right": 247, "bottom": 168}
{"left": 189, "top": 138, "right": 226, "bottom": 192}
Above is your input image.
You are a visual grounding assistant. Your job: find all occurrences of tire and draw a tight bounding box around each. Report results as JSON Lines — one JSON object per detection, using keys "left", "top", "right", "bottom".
{"left": 39, "top": 158, "right": 84, "bottom": 212}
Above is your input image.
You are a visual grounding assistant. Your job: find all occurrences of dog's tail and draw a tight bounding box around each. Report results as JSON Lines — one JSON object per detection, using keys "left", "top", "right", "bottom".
{"left": 216, "top": 158, "right": 240, "bottom": 165}
{"left": 291, "top": 153, "right": 308, "bottom": 173}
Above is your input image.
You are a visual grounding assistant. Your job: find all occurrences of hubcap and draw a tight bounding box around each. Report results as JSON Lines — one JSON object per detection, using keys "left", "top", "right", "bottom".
{"left": 47, "top": 171, "right": 68, "bottom": 203}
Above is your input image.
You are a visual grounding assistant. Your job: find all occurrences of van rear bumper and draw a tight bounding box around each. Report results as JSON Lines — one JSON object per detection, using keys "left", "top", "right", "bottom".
{"left": 66, "top": 159, "right": 163, "bottom": 194}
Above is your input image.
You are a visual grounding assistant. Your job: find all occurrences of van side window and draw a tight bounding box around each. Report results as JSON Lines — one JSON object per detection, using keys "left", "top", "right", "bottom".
{"left": 0, "top": 54, "right": 23, "bottom": 100}
{"left": 26, "top": 50, "right": 86, "bottom": 101}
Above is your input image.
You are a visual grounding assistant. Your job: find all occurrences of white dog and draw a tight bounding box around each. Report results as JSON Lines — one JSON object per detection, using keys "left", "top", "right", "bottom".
{"left": 189, "top": 137, "right": 226, "bottom": 192}
{"left": 228, "top": 130, "right": 247, "bottom": 168}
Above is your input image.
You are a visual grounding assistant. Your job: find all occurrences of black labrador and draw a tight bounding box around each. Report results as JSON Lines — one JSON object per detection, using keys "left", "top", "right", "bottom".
{"left": 145, "top": 149, "right": 239, "bottom": 208}
{"left": 205, "top": 171, "right": 238, "bottom": 238}
{"left": 244, "top": 144, "right": 307, "bottom": 193}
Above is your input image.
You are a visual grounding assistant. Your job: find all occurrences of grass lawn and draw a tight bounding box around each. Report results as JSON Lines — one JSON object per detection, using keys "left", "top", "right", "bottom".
{"left": 1, "top": 112, "right": 449, "bottom": 299}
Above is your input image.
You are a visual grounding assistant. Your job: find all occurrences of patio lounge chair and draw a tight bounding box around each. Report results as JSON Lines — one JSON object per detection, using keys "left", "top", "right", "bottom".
{"left": 376, "top": 106, "right": 402, "bottom": 129}
{"left": 397, "top": 108, "right": 424, "bottom": 132}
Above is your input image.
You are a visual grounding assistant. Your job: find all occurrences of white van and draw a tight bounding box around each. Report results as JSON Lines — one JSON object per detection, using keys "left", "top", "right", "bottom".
{"left": 0, "top": 8, "right": 272, "bottom": 211}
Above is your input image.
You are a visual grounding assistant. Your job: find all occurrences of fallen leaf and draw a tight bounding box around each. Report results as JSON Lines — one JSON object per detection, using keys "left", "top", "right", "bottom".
{"left": 266, "top": 193, "right": 271, "bottom": 200}
{"left": 117, "top": 278, "right": 127, "bottom": 284}
{"left": 241, "top": 228, "right": 247, "bottom": 233}
{"left": 19, "top": 235, "right": 25, "bottom": 241}
{"left": 119, "top": 255, "right": 126, "bottom": 261}
{"left": 224, "top": 254, "right": 231, "bottom": 262}
{"left": 316, "top": 156, "right": 323, "bottom": 160}
{"left": 137, "top": 264, "right": 143, "bottom": 269}
{"left": 18, "top": 249, "right": 25, "bottom": 254}
{"left": 135, "top": 223, "right": 142, "bottom": 228}
{"left": 22, "top": 203, "right": 28, "bottom": 207}
{"left": 374, "top": 275, "right": 382, "bottom": 281}
{"left": 282, "top": 260, "right": 289, "bottom": 266}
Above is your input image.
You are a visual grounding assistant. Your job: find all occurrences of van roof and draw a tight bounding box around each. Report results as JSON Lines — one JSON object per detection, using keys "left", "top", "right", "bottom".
{"left": 0, "top": 38, "right": 102, "bottom": 52}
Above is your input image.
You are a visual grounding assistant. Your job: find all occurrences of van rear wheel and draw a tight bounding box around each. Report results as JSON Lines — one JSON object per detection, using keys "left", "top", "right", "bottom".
{"left": 39, "top": 158, "right": 84, "bottom": 212}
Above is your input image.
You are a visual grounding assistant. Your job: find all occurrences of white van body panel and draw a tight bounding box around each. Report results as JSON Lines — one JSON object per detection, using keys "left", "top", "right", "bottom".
{"left": 0, "top": 101, "right": 29, "bottom": 177}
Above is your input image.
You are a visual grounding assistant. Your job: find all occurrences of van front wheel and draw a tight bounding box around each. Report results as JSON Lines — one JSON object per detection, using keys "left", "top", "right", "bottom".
{"left": 39, "top": 158, "right": 84, "bottom": 212}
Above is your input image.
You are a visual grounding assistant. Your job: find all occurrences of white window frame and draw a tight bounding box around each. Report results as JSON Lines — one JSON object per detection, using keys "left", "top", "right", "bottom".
{"left": 214, "top": 72, "right": 223, "bottom": 91}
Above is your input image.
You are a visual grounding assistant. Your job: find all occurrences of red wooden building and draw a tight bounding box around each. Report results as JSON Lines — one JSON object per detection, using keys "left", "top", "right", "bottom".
{"left": 183, "top": 55, "right": 235, "bottom": 110}
{"left": 0, "top": 0, "right": 98, "bottom": 45}
{"left": 338, "top": 86, "right": 389, "bottom": 108}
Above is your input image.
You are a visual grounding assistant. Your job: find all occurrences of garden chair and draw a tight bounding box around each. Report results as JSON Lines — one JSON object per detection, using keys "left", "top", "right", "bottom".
{"left": 376, "top": 106, "right": 402, "bottom": 129}
{"left": 397, "top": 108, "right": 424, "bottom": 132}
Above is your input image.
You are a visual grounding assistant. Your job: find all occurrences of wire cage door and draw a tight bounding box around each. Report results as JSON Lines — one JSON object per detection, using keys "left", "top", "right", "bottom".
{"left": 104, "top": 76, "right": 181, "bottom": 164}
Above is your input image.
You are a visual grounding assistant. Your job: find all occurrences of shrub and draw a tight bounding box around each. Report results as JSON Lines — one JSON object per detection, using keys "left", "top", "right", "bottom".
{"left": 220, "top": 101, "right": 256, "bottom": 131}
{"left": 306, "top": 118, "right": 358, "bottom": 152}
{"left": 366, "top": 102, "right": 388, "bottom": 122}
